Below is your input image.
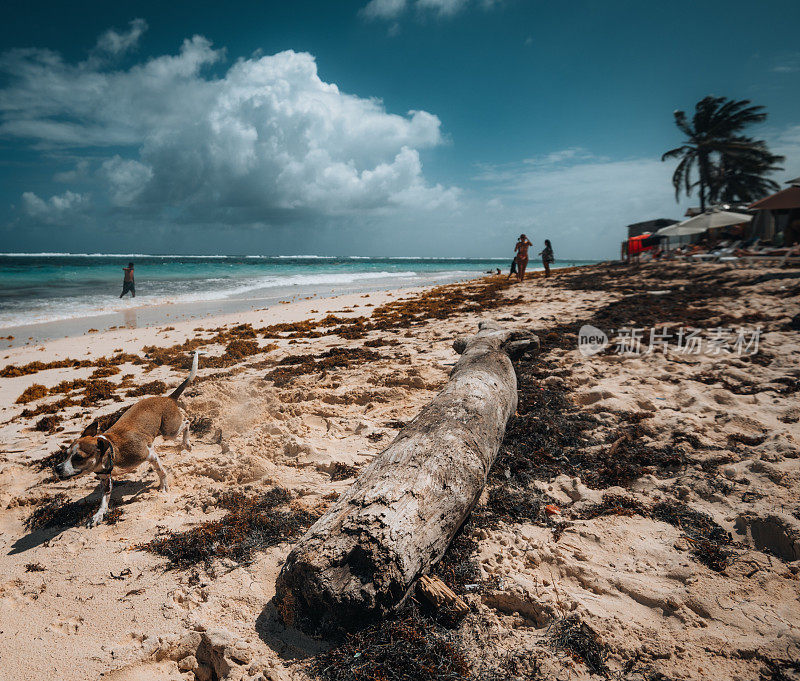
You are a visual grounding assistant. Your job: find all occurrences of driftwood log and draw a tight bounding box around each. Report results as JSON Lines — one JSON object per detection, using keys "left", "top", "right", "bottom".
{"left": 275, "top": 320, "right": 538, "bottom": 634}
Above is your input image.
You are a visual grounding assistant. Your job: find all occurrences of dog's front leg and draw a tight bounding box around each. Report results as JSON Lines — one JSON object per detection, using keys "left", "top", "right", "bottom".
{"left": 88, "top": 476, "right": 112, "bottom": 527}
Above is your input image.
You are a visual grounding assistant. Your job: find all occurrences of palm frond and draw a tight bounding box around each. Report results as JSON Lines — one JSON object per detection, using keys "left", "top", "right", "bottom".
{"left": 661, "top": 145, "right": 692, "bottom": 161}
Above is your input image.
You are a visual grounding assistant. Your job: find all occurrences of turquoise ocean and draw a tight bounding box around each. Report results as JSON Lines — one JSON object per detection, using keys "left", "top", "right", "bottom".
{"left": 0, "top": 253, "right": 595, "bottom": 332}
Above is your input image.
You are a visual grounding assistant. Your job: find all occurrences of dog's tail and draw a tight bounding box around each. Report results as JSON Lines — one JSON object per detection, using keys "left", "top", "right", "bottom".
{"left": 170, "top": 350, "right": 199, "bottom": 400}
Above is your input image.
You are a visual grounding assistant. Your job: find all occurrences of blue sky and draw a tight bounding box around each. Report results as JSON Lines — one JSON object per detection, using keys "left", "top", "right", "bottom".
{"left": 1, "top": 0, "right": 798, "bottom": 257}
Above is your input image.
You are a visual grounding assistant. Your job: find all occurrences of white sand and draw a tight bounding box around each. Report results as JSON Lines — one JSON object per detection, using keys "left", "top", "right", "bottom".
{"left": 0, "top": 265, "right": 798, "bottom": 681}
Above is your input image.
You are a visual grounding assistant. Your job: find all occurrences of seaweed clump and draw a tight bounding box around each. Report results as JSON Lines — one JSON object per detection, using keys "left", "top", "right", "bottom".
{"left": 486, "top": 486, "right": 544, "bottom": 524}
{"left": 222, "top": 338, "right": 261, "bottom": 360}
{"left": 25, "top": 493, "right": 96, "bottom": 530}
{"left": 190, "top": 415, "right": 214, "bottom": 436}
{"left": 329, "top": 462, "right": 360, "bottom": 481}
{"left": 34, "top": 414, "right": 62, "bottom": 432}
{"left": 126, "top": 380, "right": 167, "bottom": 397}
{"left": 1, "top": 357, "right": 94, "bottom": 378}
{"left": 140, "top": 324, "right": 275, "bottom": 371}
{"left": 16, "top": 377, "right": 126, "bottom": 417}
{"left": 2, "top": 351, "right": 143, "bottom": 380}
{"left": 652, "top": 501, "right": 733, "bottom": 572}
{"left": 549, "top": 615, "right": 609, "bottom": 677}
{"left": 265, "top": 347, "right": 381, "bottom": 387}
{"left": 90, "top": 365, "right": 120, "bottom": 379}
{"left": 141, "top": 488, "right": 319, "bottom": 569}
{"left": 262, "top": 274, "right": 530, "bottom": 344}
{"left": 578, "top": 493, "right": 648, "bottom": 520}
{"left": 16, "top": 384, "right": 49, "bottom": 404}
{"left": 311, "top": 607, "right": 469, "bottom": 681}
{"left": 81, "top": 379, "right": 119, "bottom": 405}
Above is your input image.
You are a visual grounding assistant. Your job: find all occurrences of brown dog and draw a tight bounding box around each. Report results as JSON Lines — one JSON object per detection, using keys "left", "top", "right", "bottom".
{"left": 55, "top": 351, "right": 199, "bottom": 526}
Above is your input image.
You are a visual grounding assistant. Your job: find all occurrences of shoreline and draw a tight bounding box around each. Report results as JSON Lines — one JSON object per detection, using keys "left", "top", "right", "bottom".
{"left": 0, "top": 263, "right": 582, "bottom": 348}
{"left": 0, "top": 279, "right": 441, "bottom": 350}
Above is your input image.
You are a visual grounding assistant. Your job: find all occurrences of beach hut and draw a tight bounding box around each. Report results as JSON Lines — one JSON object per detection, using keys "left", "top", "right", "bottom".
{"left": 748, "top": 178, "right": 800, "bottom": 246}
{"left": 626, "top": 218, "right": 677, "bottom": 238}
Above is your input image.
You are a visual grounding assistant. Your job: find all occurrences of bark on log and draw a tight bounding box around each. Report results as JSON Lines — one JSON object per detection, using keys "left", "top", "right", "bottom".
{"left": 274, "top": 320, "right": 538, "bottom": 634}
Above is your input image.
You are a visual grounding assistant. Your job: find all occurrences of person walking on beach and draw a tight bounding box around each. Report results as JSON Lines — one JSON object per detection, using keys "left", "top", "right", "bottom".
{"left": 539, "top": 239, "right": 554, "bottom": 277}
{"left": 514, "top": 234, "right": 532, "bottom": 282}
{"left": 120, "top": 262, "right": 135, "bottom": 298}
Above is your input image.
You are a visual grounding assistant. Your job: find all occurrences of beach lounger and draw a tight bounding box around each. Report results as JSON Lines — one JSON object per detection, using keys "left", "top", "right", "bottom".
{"left": 733, "top": 254, "right": 800, "bottom": 268}
{"left": 686, "top": 241, "right": 742, "bottom": 264}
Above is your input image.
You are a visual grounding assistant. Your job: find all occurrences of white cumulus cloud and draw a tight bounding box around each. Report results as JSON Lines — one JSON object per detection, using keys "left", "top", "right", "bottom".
{"left": 100, "top": 156, "right": 154, "bottom": 206}
{"left": 0, "top": 36, "right": 455, "bottom": 226}
{"left": 21, "top": 190, "right": 88, "bottom": 222}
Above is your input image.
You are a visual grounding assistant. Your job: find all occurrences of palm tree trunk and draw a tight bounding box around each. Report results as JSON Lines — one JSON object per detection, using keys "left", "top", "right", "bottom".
{"left": 698, "top": 149, "right": 709, "bottom": 211}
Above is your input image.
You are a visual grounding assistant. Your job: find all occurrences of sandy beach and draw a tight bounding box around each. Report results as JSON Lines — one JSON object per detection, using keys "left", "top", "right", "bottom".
{"left": 1, "top": 263, "right": 799, "bottom": 681}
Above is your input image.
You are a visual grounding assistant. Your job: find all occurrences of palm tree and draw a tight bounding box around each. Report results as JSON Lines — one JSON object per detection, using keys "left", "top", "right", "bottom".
{"left": 662, "top": 96, "right": 784, "bottom": 211}
{"left": 709, "top": 141, "right": 784, "bottom": 204}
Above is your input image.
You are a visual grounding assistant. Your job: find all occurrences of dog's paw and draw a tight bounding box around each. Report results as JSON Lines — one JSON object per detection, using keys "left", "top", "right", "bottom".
{"left": 158, "top": 482, "right": 170, "bottom": 493}
{"left": 87, "top": 512, "right": 105, "bottom": 528}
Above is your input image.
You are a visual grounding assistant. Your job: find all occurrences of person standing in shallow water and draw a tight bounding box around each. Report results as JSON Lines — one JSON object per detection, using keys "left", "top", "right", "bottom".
{"left": 539, "top": 239, "right": 554, "bottom": 277}
{"left": 120, "top": 262, "right": 135, "bottom": 298}
{"left": 514, "top": 234, "right": 532, "bottom": 281}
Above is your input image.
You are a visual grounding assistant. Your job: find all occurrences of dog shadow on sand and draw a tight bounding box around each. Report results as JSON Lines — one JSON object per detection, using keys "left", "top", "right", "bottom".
{"left": 8, "top": 478, "right": 152, "bottom": 555}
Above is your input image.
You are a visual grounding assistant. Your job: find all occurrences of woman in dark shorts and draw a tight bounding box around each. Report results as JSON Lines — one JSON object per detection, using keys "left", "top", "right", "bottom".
{"left": 539, "top": 239, "right": 554, "bottom": 277}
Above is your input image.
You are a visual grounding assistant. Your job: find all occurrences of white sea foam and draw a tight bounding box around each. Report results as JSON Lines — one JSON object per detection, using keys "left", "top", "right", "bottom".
{"left": 0, "top": 252, "right": 234, "bottom": 259}
{"left": 274, "top": 254, "right": 332, "bottom": 259}
{"left": 0, "top": 252, "right": 513, "bottom": 260}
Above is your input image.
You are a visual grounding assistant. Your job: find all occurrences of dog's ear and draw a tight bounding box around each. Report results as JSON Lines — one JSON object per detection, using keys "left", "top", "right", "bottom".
{"left": 81, "top": 421, "right": 99, "bottom": 437}
{"left": 96, "top": 437, "right": 112, "bottom": 456}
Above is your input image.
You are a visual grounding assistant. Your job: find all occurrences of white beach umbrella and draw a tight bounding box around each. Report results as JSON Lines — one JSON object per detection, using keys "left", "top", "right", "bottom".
{"left": 655, "top": 210, "right": 752, "bottom": 237}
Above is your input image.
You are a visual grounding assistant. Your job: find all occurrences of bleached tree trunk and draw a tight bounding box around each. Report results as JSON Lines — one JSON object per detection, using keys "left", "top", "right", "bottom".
{"left": 275, "top": 320, "right": 538, "bottom": 634}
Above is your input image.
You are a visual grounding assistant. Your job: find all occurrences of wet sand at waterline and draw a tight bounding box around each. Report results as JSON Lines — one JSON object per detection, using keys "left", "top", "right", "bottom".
{"left": 0, "top": 262, "right": 798, "bottom": 680}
